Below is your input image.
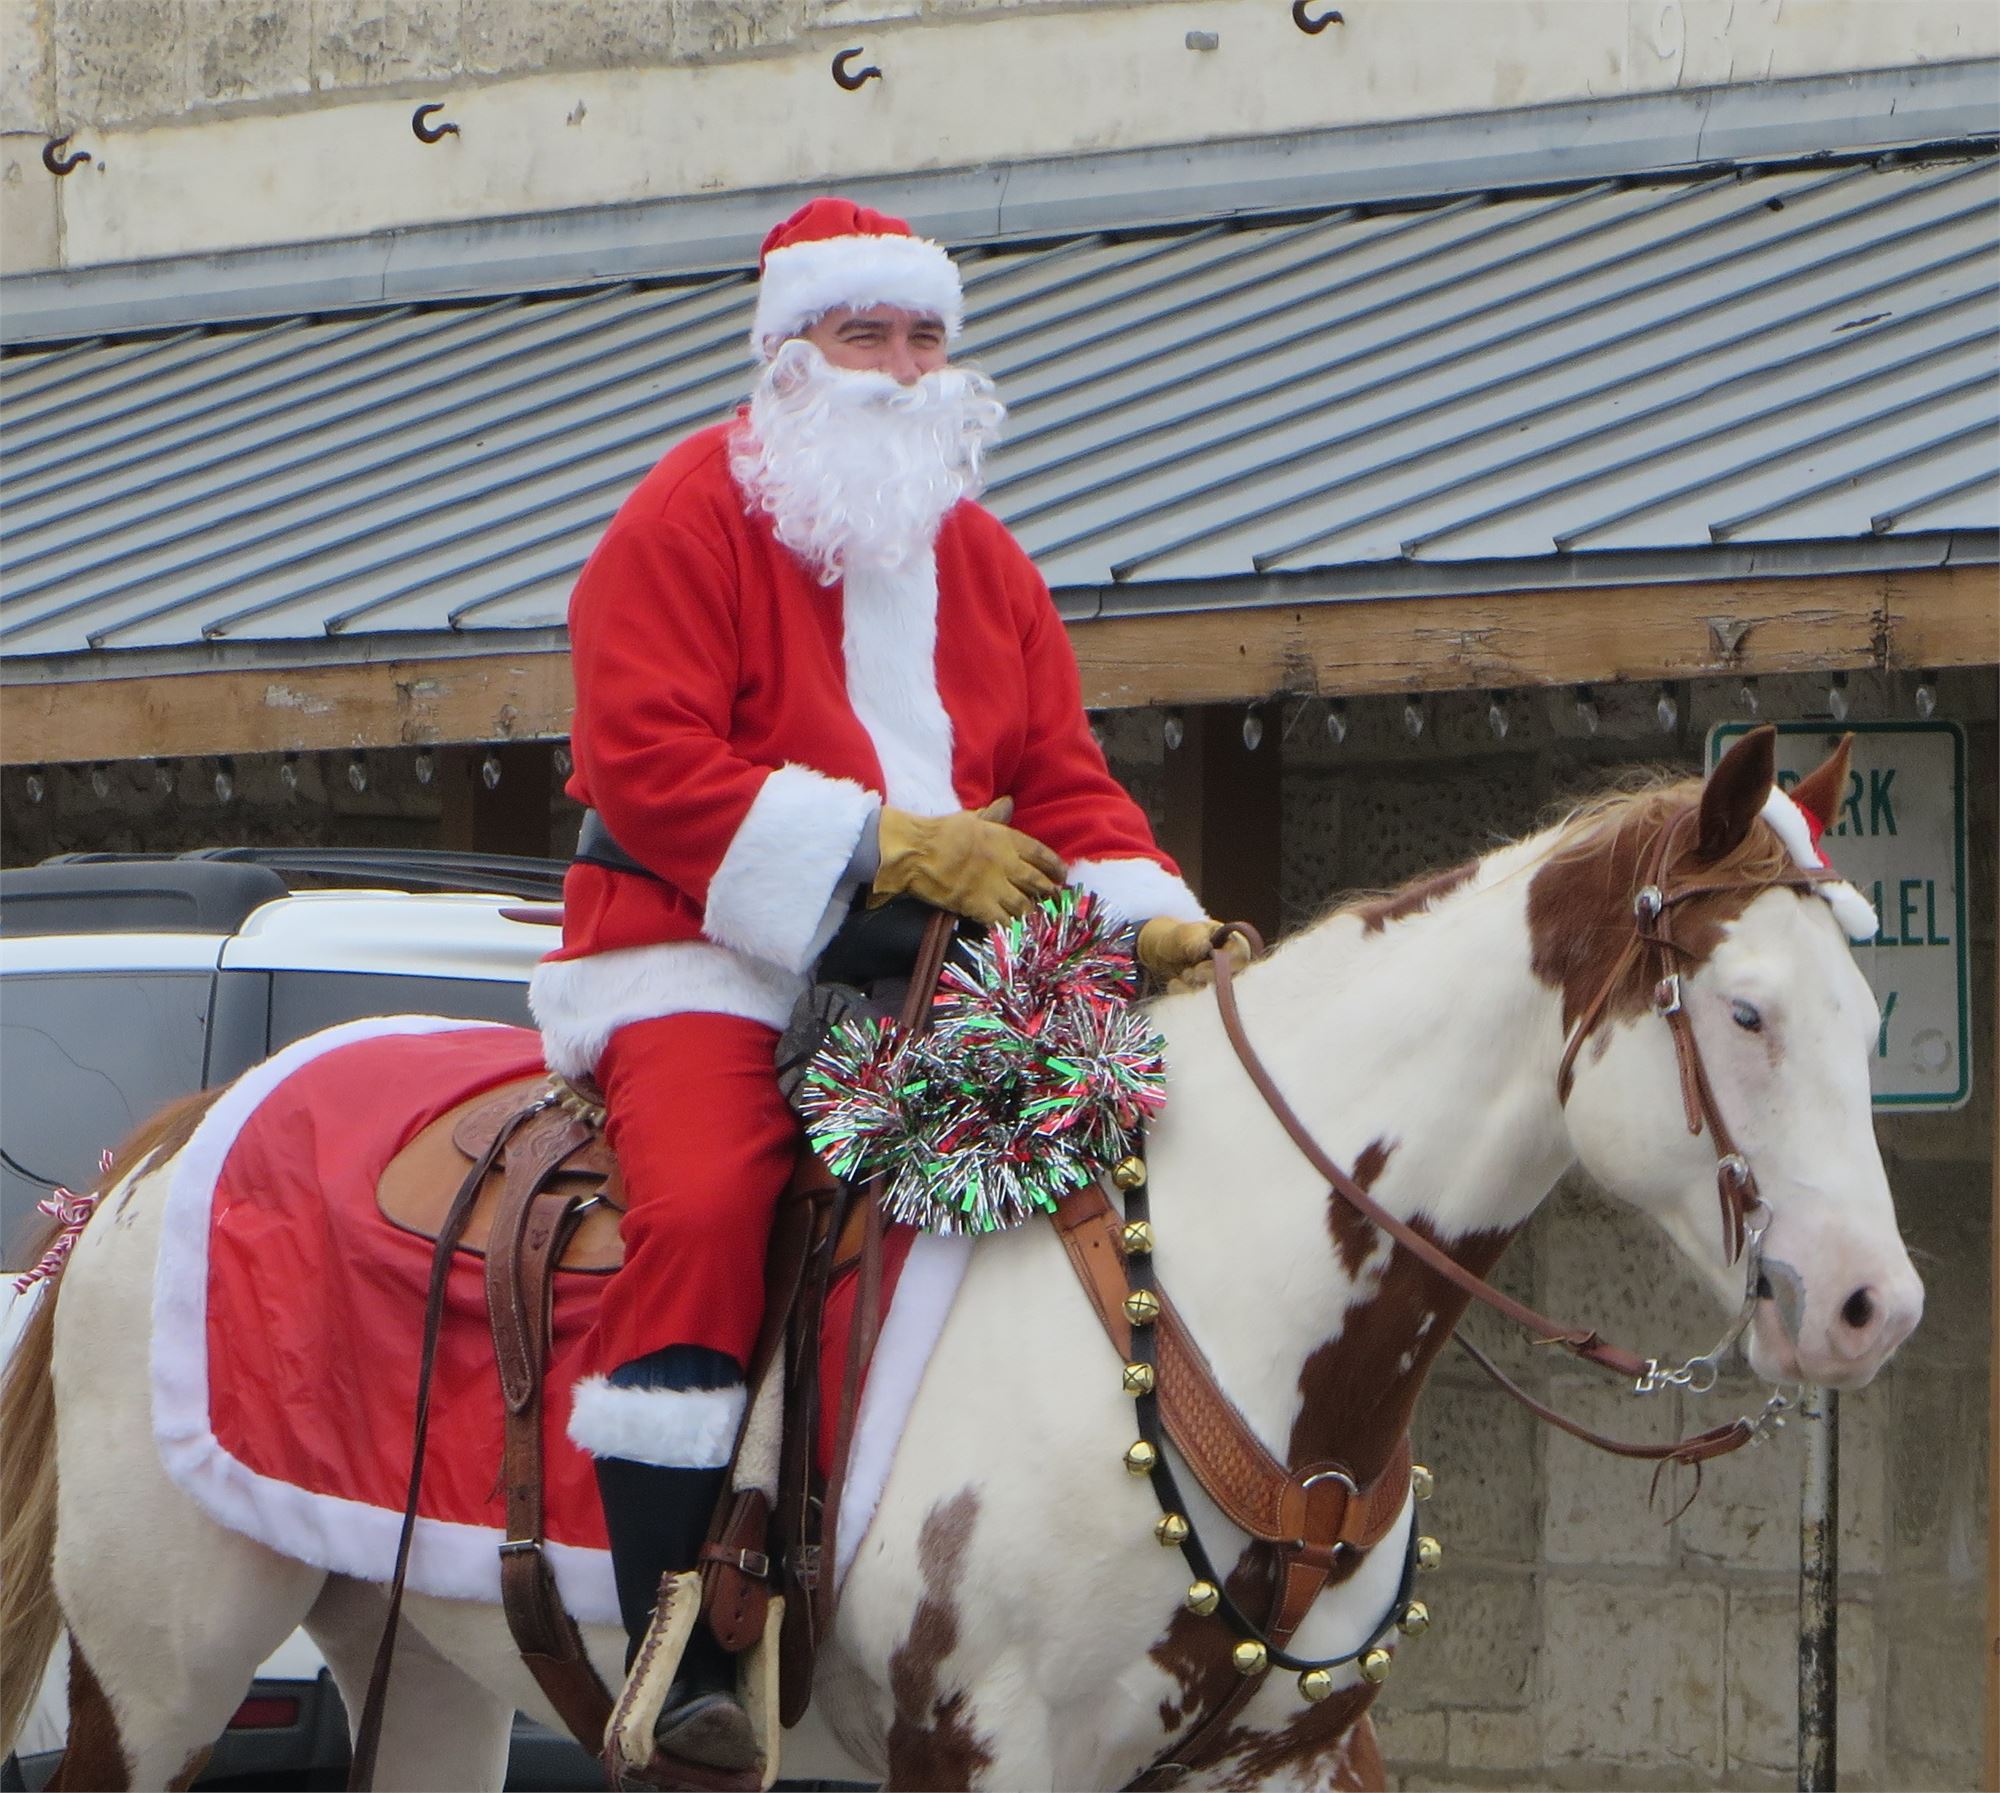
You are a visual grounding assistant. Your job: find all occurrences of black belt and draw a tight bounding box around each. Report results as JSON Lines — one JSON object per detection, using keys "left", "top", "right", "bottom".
{"left": 571, "top": 809, "right": 966, "bottom": 986}
{"left": 574, "top": 809, "right": 654, "bottom": 880}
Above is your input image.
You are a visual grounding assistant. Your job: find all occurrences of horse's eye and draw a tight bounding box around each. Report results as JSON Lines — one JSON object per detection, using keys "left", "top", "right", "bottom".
{"left": 1731, "top": 1000, "right": 1763, "bottom": 1032}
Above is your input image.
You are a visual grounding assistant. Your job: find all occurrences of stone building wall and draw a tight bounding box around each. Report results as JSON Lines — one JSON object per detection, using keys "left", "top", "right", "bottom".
{"left": 4, "top": 0, "right": 1993, "bottom": 270}
{"left": 4, "top": 666, "right": 1989, "bottom": 1788}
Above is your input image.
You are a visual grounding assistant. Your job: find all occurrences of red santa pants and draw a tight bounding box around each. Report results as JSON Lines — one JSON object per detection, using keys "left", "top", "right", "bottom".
{"left": 589, "top": 1011, "right": 800, "bottom": 1377}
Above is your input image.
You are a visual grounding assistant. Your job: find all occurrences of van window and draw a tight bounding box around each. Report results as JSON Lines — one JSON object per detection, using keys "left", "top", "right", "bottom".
{"left": 267, "top": 971, "right": 533, "bottom": 1047}
{"left": 1, "top": 972, "right": 211, "bottom": 1267}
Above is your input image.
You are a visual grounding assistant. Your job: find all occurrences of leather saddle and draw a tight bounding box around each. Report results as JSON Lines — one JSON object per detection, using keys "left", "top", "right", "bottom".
{"left": 376, "top": 1077, "right": 626, "bottom": 1272}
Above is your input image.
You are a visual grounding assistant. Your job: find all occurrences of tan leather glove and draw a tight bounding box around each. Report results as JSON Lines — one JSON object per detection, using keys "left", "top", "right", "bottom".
{"left": 872, "top": 798, "right": 1067, "bottom": 924}
{"left": 1137, "top": 917, "right": 1253, "bottom": 991}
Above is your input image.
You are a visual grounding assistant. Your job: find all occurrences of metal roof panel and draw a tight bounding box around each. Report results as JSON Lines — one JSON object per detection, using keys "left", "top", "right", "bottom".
{"left": 4, "top": 149, "right": 1993, "bottom": 660}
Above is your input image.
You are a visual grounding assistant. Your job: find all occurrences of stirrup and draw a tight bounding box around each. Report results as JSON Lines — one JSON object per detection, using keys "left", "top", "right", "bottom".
{"left": 604, "top": 1572, "right": 784, "bottom": 1792}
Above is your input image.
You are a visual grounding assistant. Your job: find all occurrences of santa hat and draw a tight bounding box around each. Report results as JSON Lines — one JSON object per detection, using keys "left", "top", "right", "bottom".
{"left": 750, "top": 197, "right": 964, "bottom": 360}
{"left": 1759, "top": 786, "right": 1880, "bottom": 942}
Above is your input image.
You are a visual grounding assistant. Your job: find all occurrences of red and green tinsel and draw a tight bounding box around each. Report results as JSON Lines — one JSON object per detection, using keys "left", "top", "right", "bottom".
{"left": 799, "top": 889, "right": 1167, "bottom": 1234}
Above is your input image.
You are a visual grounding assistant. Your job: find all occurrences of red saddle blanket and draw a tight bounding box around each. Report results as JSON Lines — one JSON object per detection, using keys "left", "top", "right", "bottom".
{"left": 149, "top": 1016, "right": 933, "bottom": 1629}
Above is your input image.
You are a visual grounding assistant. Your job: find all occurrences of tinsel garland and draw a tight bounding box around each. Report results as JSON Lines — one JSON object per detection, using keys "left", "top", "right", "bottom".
{"left": 799, "top": 889, "right": 1167, "bottom": 1235}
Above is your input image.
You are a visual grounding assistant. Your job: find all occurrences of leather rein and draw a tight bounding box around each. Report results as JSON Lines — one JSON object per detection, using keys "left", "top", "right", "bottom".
{"left": 1206, "top": 806, "right": 1844, "bottom": 1470}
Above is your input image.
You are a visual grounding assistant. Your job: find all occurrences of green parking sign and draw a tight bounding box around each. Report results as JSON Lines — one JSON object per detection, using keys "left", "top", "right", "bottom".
{"left": 1708, "top": 720, "right": 1970, "bottom": 1110}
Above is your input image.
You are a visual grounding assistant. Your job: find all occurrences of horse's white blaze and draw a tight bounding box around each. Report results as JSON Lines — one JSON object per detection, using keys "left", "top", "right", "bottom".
{"left": 24, "top": 778, "right": 1921, "bottom": 1790}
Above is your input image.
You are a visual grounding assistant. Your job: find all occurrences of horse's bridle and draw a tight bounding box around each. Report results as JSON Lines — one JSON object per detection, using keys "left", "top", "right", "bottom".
{"left": 1207, "top": 804, "right": 1844, "bottom": 1461}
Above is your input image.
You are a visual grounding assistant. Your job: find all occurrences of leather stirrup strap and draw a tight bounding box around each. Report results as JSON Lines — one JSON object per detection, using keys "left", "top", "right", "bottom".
{"left": 491, "top": 1165, "right": 616, "bottom": 1748}
{"left": 348, "top": 1099, "right": 550, "bottom": 1791}
{"left": 814, "top": 908, "right": 957, "bottom": 1642}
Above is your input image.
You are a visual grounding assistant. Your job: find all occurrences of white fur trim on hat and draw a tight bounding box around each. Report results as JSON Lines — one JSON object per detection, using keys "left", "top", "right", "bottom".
{"left": 752, "top": 232, "right": 964, "bottom": 358}
{"left": 704, "top": 763, "right": 880, "bottom": 972}
{"left": 1760, "top": 787, "right": 1879, "bottom": 942}
{"left": 567, "top": 1376, "right": 747, "bottom": 1468}
{"left": 1068, "top": 856, "right": 1206, "bottom": 928}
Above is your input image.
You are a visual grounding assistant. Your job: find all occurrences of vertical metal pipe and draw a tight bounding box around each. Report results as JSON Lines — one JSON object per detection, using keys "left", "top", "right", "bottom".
{"left": 1798, "top": 1384, "right": 1839, "bottom": 1791}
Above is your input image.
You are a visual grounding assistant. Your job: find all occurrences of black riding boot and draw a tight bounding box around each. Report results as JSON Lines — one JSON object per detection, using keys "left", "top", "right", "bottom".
{"left": 592, "top": 1347, "right": 757, "bottom": 1773}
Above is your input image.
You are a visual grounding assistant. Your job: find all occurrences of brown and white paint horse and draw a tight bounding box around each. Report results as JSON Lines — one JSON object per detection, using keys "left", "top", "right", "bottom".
{"left": 1, "top": 731, "right": 1921, "bottom": 1791}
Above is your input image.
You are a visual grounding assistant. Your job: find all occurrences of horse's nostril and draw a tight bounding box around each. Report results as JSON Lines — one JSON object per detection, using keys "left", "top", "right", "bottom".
{"left": 1841, "top": 1287, "right": 1875, "bottom": 1331}
{"left": 1755, "top": 1274, "right": 1772, "bottom": 1300}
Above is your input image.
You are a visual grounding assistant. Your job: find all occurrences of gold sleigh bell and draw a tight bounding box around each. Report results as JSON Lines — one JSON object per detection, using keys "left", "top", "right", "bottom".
{"left": 1112, "top": 1155, "right": 1148, "bottom": 1191}
{"left": 1410, "top": 1462, "right": 1435, "bottom": 1501}
{"left": 1184, "top": 1580, "right": 1220, "bottom": 1616}
{"left": 1124, "top": 1440, "right": 1159, "bottom": 1476}
{"left": 1155, "top": 1513, "right": 1190, "bottom": 1548}
{"left": 1416, "top": 1535, "right": 1442, "bottom": 1573}
{"left": 1232, "top": 1640, "right": 1269, "bottom": 1677}
{"left": 1122, "top": 1361, "right": 1156, "bottom": 1396}
{"left": 1297, "top": 1668, "right": 1335, "bottom": 1703}
{"left": 1398, "top": 1600, "right": 1431, "bottom": 1637}
{"left": 1123, "top": 1289, "right": 1162, "bottom": 1326}
{"left": 1358, "top": 1647, "right": 1394, "bottom": 1685}
{"left": 1120, "top": 1219, "right": 1155, "bottom": 1255}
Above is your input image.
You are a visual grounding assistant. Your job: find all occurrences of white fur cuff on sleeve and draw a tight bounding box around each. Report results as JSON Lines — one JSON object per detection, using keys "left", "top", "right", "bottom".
{"left": 1069, "top": 856, "right": 1206, "bottom": 927}
{"left": 567, "top": 1376, "right": 748, "bottom": 1469}
{"left": 704, "top": 765, "right": 879, "bottom": 974}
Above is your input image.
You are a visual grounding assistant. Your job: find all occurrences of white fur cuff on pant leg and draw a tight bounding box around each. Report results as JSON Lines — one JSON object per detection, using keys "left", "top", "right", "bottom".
{"left": 567, "top": 1376, "right": 748, "bottom": 1469}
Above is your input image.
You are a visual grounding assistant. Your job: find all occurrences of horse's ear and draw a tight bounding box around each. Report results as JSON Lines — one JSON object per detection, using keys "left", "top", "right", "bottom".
{"left": 1789, "top": 733, "right": 1854, "bottom": 834}
{"left": 1697, "top": 725, "right": 1776, "bottom": 862}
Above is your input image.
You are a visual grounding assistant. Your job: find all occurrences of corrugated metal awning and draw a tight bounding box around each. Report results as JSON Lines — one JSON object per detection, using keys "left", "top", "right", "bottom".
{"left": 3, "top": 147, "right": 1995, "bottom": 662}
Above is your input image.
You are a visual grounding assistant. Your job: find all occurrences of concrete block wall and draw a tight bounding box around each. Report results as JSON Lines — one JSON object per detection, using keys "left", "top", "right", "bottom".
{"left": 1159, "top": 669, "right": 1991, "bottom": 1793}
{"left": 3, "top": 0, "right": 1173, "bottom": 129}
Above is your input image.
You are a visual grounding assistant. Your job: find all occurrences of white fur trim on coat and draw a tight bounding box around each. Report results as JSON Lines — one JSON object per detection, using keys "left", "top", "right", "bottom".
{"left": 752, "top": 232, "right": 964, "bottom": 358}
{"left": 1069, "top": 856, "right": 1206, "bottom": 928}
{"left": 704, "top": 764, "right": 879, "bottom": 973}
{"left": 568, "top": 1376, "right": 748, "bottom": 1469}
{"left": 530, "top": 940, "right": 803, "bottom": 1079}
{"left": 1760, "top": 788, "right": 1879, "bottom": 942}
{"left": 843, "top": 552, "right": 961, "bottom": 817}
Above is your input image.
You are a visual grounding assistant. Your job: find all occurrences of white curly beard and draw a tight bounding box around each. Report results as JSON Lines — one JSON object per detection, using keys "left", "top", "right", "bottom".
{"left": 730, "top": 338, "right": 1007, "bottom": 585}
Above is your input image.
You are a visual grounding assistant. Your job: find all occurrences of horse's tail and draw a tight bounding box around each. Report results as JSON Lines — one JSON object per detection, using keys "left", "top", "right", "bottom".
{"left": 0, "top": 1088, "right": 223, "bottom": 1756}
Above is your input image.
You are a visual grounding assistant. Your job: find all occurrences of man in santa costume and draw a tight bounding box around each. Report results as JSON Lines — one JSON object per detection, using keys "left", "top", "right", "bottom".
{"left": 530, "top": 196, "right": 1238, "bottom": 1767}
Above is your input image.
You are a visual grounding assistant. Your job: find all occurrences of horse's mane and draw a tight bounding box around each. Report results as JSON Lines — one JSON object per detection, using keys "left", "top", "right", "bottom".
{"left": 1295, "top": 767, "right": 1809, "bottom": 1034}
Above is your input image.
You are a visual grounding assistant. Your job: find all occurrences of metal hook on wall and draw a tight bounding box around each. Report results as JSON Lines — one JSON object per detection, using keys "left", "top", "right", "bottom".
{"left": 832, "top": 47, "right": 883, "bottom": 90}
{"left": 411, "top": 102, "right": 459, "bottom": 144}
{"left": 1291, "top": 0, "right": 1344, "bottom": 32}
{"left": 42, "top": 133, "right": 91, "bottom": 175}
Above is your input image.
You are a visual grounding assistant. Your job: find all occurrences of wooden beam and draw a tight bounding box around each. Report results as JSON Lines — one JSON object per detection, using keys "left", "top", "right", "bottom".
{"left": 436, "top": 742, "right": 554, "bottom": 857}
{"left": 4, "top": 564, "right": 1992, "bottom": 765}
{"left": 1156, "top": 705, "right": 1283, "bottom": 944}
{"left": 1068, "top": 563, "right": 2000, "bottom": 709}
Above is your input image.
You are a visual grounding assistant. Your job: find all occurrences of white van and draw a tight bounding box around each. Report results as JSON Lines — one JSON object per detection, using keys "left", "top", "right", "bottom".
{"left": 0, "top": 851, "right": 595, "bottom": 1791}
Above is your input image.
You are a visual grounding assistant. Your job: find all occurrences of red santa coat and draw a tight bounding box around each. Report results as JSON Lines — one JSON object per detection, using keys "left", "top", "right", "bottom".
{"left": 530, "top": 420, "right": 1201, "bottom": 1077}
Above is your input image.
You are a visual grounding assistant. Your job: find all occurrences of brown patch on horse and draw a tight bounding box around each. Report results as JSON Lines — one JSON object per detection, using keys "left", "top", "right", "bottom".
{"left": 1214, "top": 1679, "right": 1378, "bottom": 1791}
{"left": 1327, "top": 1139, "right": 1396, "bottom": 1280}
{"left": 1526, "top": 778, "right": 1800, "bottom": 1043}
{"left": 1148, "top": 1546, "right": 1380, "bottom": 1779}
{"left": 48, "top": 1638, "right": 129, "bottom": 1791}
{"left": 1330, "top": 1713, "right": 1386, "bottom": 1791}
{"left": 886, "top": 1487, "right": 993, "bottom": 1792}
{"left": 1353, "top": 861, "right": 1478, "bottom": 934}
{"left": 1293, "top": 1216, "right": 1514, "bottom": 1490}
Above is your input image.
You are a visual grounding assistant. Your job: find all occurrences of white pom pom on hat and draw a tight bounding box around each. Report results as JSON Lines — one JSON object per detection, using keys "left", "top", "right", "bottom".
{"left": 750, "top": 196, "right": 964, "bottom": 360}
{"left": 1760, "top": 785, "right": 1879, "bottom": 942}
